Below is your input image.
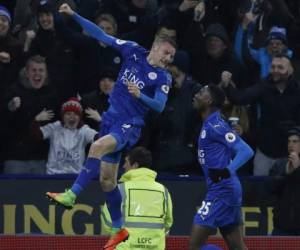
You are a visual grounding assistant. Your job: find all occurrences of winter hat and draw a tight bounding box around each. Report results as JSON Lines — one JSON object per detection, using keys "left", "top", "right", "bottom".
{"left": 0, "top": 5, "right": 11, "bottom": 23}
{"left": 37, "top": 0, "right": 54, "bottom": 14}
{"left": 266, "top": 26, "right": 287, "bottom": 45}
{"left": 61, "top": 97, "right": 83, "bottom": 117}
{"left": 287, "top": 126, "right": 300, "bottom": 138}
{"left": 99, "top": 68, "right": 118, "bottom": 81}
{"left": 205, "top": 23, "right": 229, "bottom": 45}
{"left": 171, "top": 50, "right": 190, "bottom": 74}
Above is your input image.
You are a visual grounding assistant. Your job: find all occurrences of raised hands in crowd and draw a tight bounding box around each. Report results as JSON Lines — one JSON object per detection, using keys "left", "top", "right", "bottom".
{"left": 35, "top": 108, "right": 55, "bottom": 122}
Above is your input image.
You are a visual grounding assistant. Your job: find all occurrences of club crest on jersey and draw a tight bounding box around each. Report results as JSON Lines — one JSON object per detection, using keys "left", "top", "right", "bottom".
{"left": 148, "top": 72, "right": 157, "bottom": 80}
{"left": 113, "top": 56, "right": 121, "bottom": 64}
{"left": 225, "top": 132, "right": 236, "bottom": 143}
{"left": 201, "top": 130, "right": 206, "bottom": 139}
{"left": 116, "top": 39, "right": 126, "bottom": 45}
{"left": 161, "top": 85, "right": 170, "bottom": 94}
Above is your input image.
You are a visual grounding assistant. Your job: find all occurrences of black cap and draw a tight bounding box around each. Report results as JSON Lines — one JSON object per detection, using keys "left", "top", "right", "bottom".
{"left": 288, "top": 126, "right": 300, "bottom": 137}
{"left": 171, "top": 50, "right": 190, "bottom": 74}
{"left": 99, "top": 68, "right": 118, "bottom": 81}
{"left": 37, "top": 0, "right": 54, "bottom": 14}
{"left": 205, "top": 23, "right": 229, "bottom": 45}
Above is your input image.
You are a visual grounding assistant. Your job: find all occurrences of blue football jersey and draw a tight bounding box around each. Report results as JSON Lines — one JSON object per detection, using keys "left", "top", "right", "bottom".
{"left": 107, "top": 39, "right": 172, "bottom": 124}
{"left": 198, "top": 111, "right": 242, "bottom": 205}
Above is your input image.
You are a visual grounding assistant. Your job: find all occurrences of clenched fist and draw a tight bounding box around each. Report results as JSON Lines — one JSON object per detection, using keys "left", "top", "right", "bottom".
{"left": 59, "top": 3, "right": 74, "bottom": 16}
{"left": 25, "top": 30, "right": 36, "bottom": 41}
{"left": 128, "top": 82, "right": 141, "bottom": 98}
{"left": 8, "top": 97, "right": 21, "bottom": 111}
{"left": 0, "top": 51, "right": 11, "bottom": 64}
{"left": 219, "top": 71, "right": 233, "bottom": 88}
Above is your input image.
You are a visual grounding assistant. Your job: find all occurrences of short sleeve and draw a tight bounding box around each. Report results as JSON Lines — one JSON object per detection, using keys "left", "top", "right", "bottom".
{"left": 40, "top": 121, "right": 61, "bottom": 139}
{"left": 156, "top": 72, "right": 172, "bottom": 96}
{"left": 208, "top": 122, "right": 241, "bottom": 149}
{"left": 82, "top": 125, "right": 98, "bottom": 144}
{"left": 110, "top": 39, "right": 139, "bottom": 57}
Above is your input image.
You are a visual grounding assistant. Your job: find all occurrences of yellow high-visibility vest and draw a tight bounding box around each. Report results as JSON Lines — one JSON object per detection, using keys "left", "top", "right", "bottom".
{"left": 101, "top": 167, "right": 173, "bottom": 250}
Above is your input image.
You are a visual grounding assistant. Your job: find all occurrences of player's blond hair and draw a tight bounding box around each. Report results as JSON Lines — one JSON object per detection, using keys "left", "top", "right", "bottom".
{"left": 153, "top": 34, "right": 177, "bottom": 49}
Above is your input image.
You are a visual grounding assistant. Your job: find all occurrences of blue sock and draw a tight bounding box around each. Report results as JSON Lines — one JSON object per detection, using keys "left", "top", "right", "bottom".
{"left": 105, "top": 186, "right": 123, "bottom": 229}
{"left": 70, "top": 157, "right": 100, "bottom": 196}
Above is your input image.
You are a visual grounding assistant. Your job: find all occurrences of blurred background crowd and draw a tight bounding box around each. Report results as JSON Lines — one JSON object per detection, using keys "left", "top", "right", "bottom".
{"left": 0, "top": 0, "right": 300, "bottom": 176}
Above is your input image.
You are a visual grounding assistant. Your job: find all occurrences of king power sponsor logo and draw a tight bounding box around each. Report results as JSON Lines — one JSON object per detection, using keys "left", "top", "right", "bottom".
{"left": 121, "top": 68, "right": 145, "bottom": 89}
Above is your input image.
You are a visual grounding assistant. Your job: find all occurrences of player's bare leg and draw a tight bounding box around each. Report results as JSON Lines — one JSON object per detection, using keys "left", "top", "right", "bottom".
{"left": 220, "top": 225, "right": 248, "bottom": 250}
{"left": 101, "top": 160, "right": 129, "bottom": 249}
{"left": 100, "top": 161, "right": 119, "bottom": 192}
{"left": 88, "top": 134, "right": 117, "bottom": 158}
{"left": 189, "top": 224, "right": 215, "bottom": 250}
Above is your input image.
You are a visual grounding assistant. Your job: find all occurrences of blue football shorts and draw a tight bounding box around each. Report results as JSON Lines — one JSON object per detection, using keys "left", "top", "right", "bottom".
{"left": 193, "top": 198, "right": 243, "bottom": 229}
{"left": 98, "top": 111, "right": 141, "bottom": 163}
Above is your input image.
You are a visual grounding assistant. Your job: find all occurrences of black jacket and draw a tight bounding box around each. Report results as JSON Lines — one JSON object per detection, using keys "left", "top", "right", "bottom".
{"left": 269, "top": 158, "right": 300, "bottom": 233}
{"left": 81, "top": 90, "right": 110, "bottom": 131}
{"left": 224, "top": 77, "right": 300, "bottom": 158}
{"left": 28, "top": 26, "right": 76, "bottom": 101}
{"left": 149, "top": 77, "right": 202, "bottom": 173}
{"left": 0, "top": 35, "right": 23, "bottom": 97}
{"left": 3, "top": 73, "right": 59, "bottom": 161}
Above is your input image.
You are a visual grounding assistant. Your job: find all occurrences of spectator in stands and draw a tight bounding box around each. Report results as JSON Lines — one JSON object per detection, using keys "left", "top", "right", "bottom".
{"left": 149, "top": 51, "right": 202, "bottom": 174}
{"left": 81, "top": 69, "right": 117, "bottom": 131}
{"left": 24, "top": 0, "right": 76, "bottom": 101}
{"left": 269, "top": 126, "right": 300, "bottom": 235}
{"left": 162, "top": 0, "right": 239, "bottom": 39}
{"left": 11, "top": 0, "right": 39, "bottom": 43}
{"left": 3, "top": 55, "right": 59, "bottom": 174}
{"left": 201, "top": 23, "right": 243, "bottom": 87}
{"left": 101, "top": 146, "right": 173, "bottom": 250}
{"left": 12, "top": 0, "right": 77, "bottom": 42}
{"left": 33, "top": 97, "right": 98, "bottom": 174}
{"left": 219, "top": 70, "right": 251, "bottom": 137}
{"left": 221, "top": 97, "right": 250, "bottom": 138}
{"left": 0, "top": 4, "right": 23, "bottom": 166}
{"left": 98, "top": 0, "right": 158, "bottom": 34}
{"left": 184, "top": 20, "right": 243, "bottom": 88}
{"left": 199, "top": 0, "right": 240, "bottom": 36}
{"left": 0, "top": 5, "right": 23, "bottom": 98}
{"left": 237, "top": 0, "right": 292, "bottom": 49}
{"left": 220, "top": 71, "right": 254, "bottom": 176}
{"left": 285, "top": 0, "right": 300, "bottom": 59}
{"left": 54, "top": 12, "right": 121, "bottom": 95}
{"left": 123, "top": 13, "right": 178, "bottom": 49}
{"left": 220, "top": 55, "right": 300, "bottom": 176}
{"left": 235, "top": 11, "right": 293, "bottom": 79}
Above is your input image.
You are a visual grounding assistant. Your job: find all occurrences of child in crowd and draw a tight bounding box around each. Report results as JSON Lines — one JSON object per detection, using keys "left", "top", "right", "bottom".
{"left": 33, "top": 97, "right": 98, "bottom": 174}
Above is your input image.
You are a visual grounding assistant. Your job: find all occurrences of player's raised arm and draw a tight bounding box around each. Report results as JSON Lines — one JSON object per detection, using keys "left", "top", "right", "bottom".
{"left": 59, "top": 3, "right": 116, "bottom": 47}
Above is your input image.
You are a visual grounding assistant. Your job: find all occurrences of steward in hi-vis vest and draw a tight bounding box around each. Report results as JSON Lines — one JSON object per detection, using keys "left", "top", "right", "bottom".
{"left": 100, "top": 147, "right": 173, "bottom": 250}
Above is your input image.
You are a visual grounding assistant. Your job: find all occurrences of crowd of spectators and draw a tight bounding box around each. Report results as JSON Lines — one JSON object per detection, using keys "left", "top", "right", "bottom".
{"left": 0, "top": 0, "right": 300, "bottom": 176}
